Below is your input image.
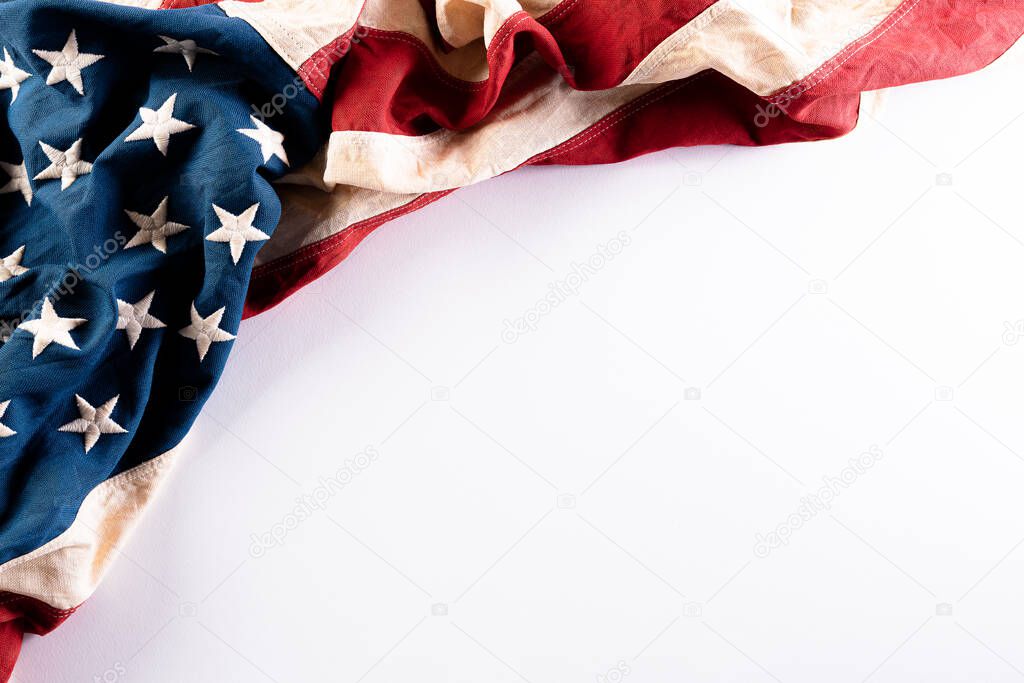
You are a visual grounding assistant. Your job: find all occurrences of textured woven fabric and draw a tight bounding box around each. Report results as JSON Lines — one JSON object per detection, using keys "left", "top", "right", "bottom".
{"left": 0, "top": 0, "right": 1021, "bottom": 677}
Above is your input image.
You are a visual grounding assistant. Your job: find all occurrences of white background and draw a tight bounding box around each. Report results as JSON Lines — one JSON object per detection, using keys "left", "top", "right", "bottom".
{"left": 16, "top": 42, "right": 1024, "bottom": 682}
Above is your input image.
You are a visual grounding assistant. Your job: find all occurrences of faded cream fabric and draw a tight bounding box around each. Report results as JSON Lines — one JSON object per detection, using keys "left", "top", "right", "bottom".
{"left": 0, "top": 449, "right": 178, "bottom": 610}
{"left": 623, "top": 0, "right": 905, "bottom": 93}
{"left": 358, "top": 0, "right": 558, "bottom": 82}
{"left": 220, "top": 0, "right": 364, "bottom": 72}
{"left": 434, "top": 0, "right": 560, "bottom": 48}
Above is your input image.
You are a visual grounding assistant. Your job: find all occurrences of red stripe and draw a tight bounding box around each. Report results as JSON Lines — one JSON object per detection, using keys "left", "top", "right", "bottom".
{"left": 0, "top": 593, "right": 76, "bottom": 683}
{"left": 330, "top": 15, "right": 564, "bottom": 135}
{"left": 244, "top": 0, "right": 1023, "bottom": 317}
{"left": 328, "top": 0, "right": 708, "bottom": 136}
{"left": 541, "top": 0, "right": 715, "bottom": 90}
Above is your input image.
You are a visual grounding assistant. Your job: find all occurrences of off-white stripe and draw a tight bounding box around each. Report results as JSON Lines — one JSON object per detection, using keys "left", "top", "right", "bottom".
{"left": 0, "top": 449, "right": 178, "bottom": 610}
{"left": 359, "top": 0, "right": 558, "bottom": 82}
{"left": 622, "top": 0, "right": 903, "bottom": 93}
{"left": 219, "top": 0, "right": 363, "bottom": 72}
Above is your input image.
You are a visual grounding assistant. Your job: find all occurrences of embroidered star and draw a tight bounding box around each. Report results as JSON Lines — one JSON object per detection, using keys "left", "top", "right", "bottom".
{"left": 0, "top": 161, "right": 32, "bottom": 205}
{"left": 154, "top": 35, "right": 218, "bottom": 72}
{"left": 19, "top": 297, "right": 87, "bottom": 359}
{"left": 0, "top": 246, "right": 28, "bottom": 282}
{"left": 117, "top": 291, "right": 165, "bottom": 349}
{"left": 237, "top": 116, "right": 289, "bottom": 167}
{"left": 32, "top": 30, "right": 104, "bottom": 96}
{"left": 34, "top": 139, "right": 92, "bottom": 190}
{"left": 179, "top": 302, "right": 235, "bottom": 362}
{"left": 59, "top": 394, "right": 127, "bottom": 453}
{"left": 206, "top": 203, "right": 268, "bottom": 265}
{"left": 0, "top": 48, "right": 30, "bottom": 103}
{"left": 125, "top": 93, "right": 196, "bottom": 155}
{"left": 124, "top": 196, "right": 190, "bottom": 253}
{"left": 0, "top": 401, "right": 14, "bottom": 438}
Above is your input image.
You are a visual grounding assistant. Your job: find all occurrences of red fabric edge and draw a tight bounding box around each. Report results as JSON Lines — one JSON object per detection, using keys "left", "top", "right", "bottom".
{"left": 297, "top": 23, "right": 364, "bottom": 100}
{"left": 243, "top": 191, "right": 454, "bottom": 317}
{"left": 0, "top": 593, "right": 76, "bottom": 682}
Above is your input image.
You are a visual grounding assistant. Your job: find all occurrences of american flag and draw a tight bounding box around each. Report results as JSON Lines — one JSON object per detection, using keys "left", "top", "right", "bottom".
{"left": 0, "top": 0, "right": 1020, "bottom": 677}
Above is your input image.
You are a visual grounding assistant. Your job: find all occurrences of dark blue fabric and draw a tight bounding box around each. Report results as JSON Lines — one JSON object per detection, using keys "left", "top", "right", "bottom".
{"left": 0, "top": 0, "right": 324, "bottom": 564}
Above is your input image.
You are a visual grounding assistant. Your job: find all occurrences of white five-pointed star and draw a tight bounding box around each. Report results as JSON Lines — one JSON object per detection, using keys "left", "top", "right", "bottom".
{"left": 179, "top": 302, "right": 235, "bottom": 362}
{"left": 124, "top": 196, "right": 190, "bottom": 253}
{"left": 0, "top": 48, "right": 31, "bottom": 103}
{"left": 117, "top": 291, "right": 166, "bottom": 349}
{"left": 32, "top": 30, "right": 104, "bottom": 96}
{"left": 125, "top": 93, "right": 196, "bottom": 155}
{"left": 0, "top": 246, "right": 28, "bottom": 282}
{"left": 0, "top": 401, "right": 14, "bottom": 438}
{"left": 154, "top": 35, "right": 218, "bottom": 72}
{"left": 19, "top": 298, "right": 87, "bottom": 359}
{"left": 59, "top": 394, "right": 127, "bottom": 453}
{"left": 0, "top": 161, "right": 32, "bottom": 204}
{"left": 206, "top": 203, "right": 268, "bottom": 265}
{"left": 34, "top": 139, "right": 93, "bottom": 190}
{"left": 237, "top": 116, "right": 289, "bottom": 167}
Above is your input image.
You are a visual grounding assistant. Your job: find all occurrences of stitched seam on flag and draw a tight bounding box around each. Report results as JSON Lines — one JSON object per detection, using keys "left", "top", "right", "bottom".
{"left": 0, "top": 595, "right": 76, "bottom": 617}
{"left": 626, "top": 0, "right": 734, "bottom": 84}
{"left": 302, "top": 48, "right": 333, "bottom": 86}
{"left": 299, "top": 27, "right": 361, "bottom": 99}
{"left": 300, "top": 0, "right": 368, "bottom": 90}
{"left": 222, "top": 2, "right": 348, "bottom": 70}
{"left": 0, "top": 456, "right": 169, "bottom": 578}
{"left": 491, "top": 11, "right": 531, "bottom": 52}
{"left": 247, "top": 12, "right": 305, "bottom": 67}
{"left": 535, "top": 77, "right": 698, "bottom": 162}
{"left": 365, "top": 32, "right": 488, "bottom": 90}
{"left": 537, "top": 0, "right": 581, "bottom": 26}
{"left": 366, "top": 12, "right": 532, "bottom": 92}
{"left": 771, "top": 0, "right": 922, "bottom": 100}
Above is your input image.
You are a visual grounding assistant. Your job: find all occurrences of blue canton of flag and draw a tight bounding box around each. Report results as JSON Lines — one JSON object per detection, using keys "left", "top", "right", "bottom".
{"left": 0, "top": 0, "right": 323, "bottom": 568}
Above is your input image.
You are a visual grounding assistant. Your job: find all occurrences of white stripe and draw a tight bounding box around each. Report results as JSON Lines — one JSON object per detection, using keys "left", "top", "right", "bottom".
{"left": 219, "top": 0, "right": 363, "bottom": 72}
{"left": 623, "top": 0, "right": 904, "bottom": 93}
{"left": 0, "top": 448, "right": 178, "bottom": 610}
